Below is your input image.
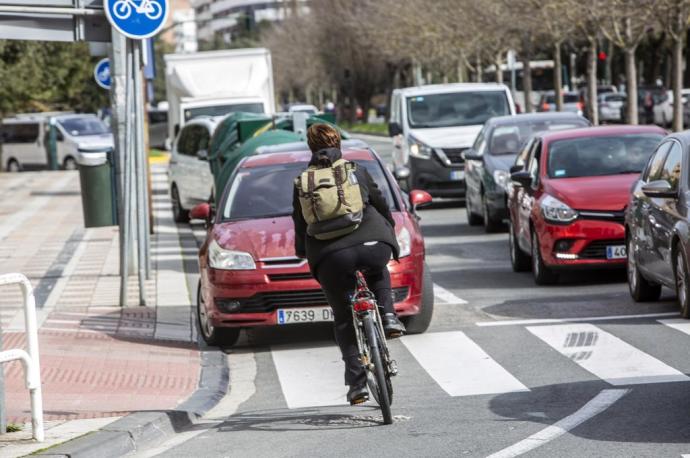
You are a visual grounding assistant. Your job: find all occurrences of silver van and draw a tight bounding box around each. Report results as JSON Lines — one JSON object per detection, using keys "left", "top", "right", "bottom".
{"left": 1, "top": 113, "right": 113, "bottom": 171}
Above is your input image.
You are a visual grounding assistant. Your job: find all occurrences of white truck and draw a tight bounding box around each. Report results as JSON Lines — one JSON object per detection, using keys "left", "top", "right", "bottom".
{"left": 164, "top": 48, "right": 275, "bottom": 147}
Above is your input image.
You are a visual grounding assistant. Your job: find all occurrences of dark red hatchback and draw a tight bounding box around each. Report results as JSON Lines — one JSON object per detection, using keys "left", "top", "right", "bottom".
{"left": 191, "top": 143, "right": 434, "bottom": 346}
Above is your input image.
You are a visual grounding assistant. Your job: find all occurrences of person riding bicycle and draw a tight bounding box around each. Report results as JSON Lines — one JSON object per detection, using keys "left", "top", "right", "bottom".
{"left": 292, "top": 123, "right": 406, "bottom": 405}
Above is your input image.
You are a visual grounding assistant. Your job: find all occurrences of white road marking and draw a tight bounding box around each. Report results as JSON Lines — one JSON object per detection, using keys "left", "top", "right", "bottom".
{"left": 527, "top": 323, "right": 690, "bottom": 385}
{"left": 401, "top": 331, "right": 528, "bottom": 396}
{"left": 487, "top": 388, "right": 629, "bottom": 458}
{"left": 271, "top": 344, "right": 348, "bottom": 408}
{"left": 477, "top": 312, "right": 680, "bottom": 327}
{"left": 659, "top": 318, "right": 690, "bottom": 336}
{"left": 433, "top": 283, "right": 468, "bottom": 304}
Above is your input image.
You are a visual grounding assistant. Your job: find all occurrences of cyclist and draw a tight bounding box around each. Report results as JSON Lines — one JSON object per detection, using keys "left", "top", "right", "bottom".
{"left": 292, "top": 123, "right": 405, "bottom": 405}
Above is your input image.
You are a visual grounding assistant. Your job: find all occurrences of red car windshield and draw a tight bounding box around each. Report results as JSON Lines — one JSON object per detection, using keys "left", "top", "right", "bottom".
{"left": 547, "top": 134, "right": 663, "bottom": 179}
{"left": 221, "top": 160, "right": 397, "bottom": 221}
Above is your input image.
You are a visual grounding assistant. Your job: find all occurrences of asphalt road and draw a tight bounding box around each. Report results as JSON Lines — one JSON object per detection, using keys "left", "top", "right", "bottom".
{"left": 142, "top": 134, "right": 690, "bottom": 458}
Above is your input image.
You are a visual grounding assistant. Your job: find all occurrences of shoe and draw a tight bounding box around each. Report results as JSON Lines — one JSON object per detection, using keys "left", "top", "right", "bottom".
{"left": 347, "top": 384, "right": 369, "bottom": 405}
{"left": 383, "top": 313, "right": 406, "bottom": 338}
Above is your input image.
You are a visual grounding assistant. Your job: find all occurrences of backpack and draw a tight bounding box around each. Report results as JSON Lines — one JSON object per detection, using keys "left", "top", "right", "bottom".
{"left": 296, "top": 159, "right": 364, "bottom": 240}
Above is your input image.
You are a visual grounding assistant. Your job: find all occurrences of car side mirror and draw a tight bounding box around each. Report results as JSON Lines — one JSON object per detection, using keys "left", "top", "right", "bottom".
{"left": 511, "top": 170, "right": 533, "bottom": 188}
{"left": 410, "top": 189, "right": 432, "bottom": 210}
{"left": 642, "top": 180, "right": 677, "bottom": 199}
{"left": 197, "top": 149, "right": 209, "bottom": 161}
{"left": 463, "top": 151, "right": 482, "bottom": 161}
{"left": 510, "top": 164, "right": 523, "bottom": 174}
{"left": 388, "top": 122, "right": 403, "bottom": 137}
{"left": 190, "top": 203, "right": 211, "bottom": 221}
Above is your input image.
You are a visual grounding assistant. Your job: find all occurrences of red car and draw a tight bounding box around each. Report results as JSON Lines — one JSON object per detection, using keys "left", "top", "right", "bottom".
{"left": 190, "top": 142, "right": 434, "bottom": 346}
{"left": 507, "top": 125, "right": 665, "bottom": 285}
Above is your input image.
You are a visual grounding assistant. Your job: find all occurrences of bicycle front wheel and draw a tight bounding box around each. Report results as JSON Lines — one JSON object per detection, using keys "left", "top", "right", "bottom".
{"left": 363, "top": 314, "right": 393, "bottom": 425}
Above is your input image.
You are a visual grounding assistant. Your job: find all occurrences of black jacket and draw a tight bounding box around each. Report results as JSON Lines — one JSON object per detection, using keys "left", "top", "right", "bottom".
{"left": 292, "top": 147, "right": 400, "bottom": 274}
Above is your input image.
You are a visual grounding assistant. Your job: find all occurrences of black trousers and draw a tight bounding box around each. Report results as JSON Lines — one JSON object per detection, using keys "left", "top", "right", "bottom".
{"left": 316, "top": 242, "right": 394, "bottom": 385}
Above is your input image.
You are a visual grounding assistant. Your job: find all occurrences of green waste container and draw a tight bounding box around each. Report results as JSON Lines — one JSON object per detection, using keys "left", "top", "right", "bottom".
{"left": 77, "top": 150, "right": 118, "bottom": 228}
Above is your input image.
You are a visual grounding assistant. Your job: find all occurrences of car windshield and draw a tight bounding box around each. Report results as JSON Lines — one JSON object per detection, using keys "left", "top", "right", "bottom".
{"left": 407, "top": 91, "right": 510, "bottom": 128}
{"left": 547, "top": 134, "right": 663, "bottom": 179}
{"left": 184, "top": 103, "right": 264, "bottom": 121}
{"left": 545, "top": 94, "right": 579, "bottom": 104}
{"left": 222, "top": 159, "right": 396, "bottom": 221}
{"left": 488, "top": 120, "right": 589, "bottom": 155}
{"left": 58, "top": 117, "right": 109, "bottom": 136}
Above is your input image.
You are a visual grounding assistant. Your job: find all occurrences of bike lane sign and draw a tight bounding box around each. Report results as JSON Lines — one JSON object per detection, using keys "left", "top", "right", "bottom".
{"left": 104, "top": 0, "right": 169, "bottom": 40}
{"left": 94, "top": 58, "right": 111, "bottom": 90}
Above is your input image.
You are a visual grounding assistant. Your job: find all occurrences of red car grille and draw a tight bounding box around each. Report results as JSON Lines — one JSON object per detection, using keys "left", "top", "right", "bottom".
{"left": 224, "top": 287, "right": 410, "bottom": 313}
{"left": 579, "top": 239, "right": 624, "bottom": 259}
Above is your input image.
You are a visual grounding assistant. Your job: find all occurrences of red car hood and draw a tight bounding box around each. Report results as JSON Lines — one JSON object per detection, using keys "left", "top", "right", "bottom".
{"left": 543, "top": 174, "right": 638, "bottom": 211}
{"left": 213, "top": 213, "right": 406, "bottom": 259}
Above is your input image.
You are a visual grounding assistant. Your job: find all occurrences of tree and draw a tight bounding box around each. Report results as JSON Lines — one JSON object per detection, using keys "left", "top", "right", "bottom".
{"left": 658, "top": 0, "right": 690, "bottom": 131}
{"left": 597, "top": 0, "right": 658, "bottom": 124}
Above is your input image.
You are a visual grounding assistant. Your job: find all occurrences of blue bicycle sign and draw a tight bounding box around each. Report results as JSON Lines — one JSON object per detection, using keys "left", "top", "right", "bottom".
{"left": 104, "top": 0, "right": 168, "bottom": 40}
{"left": 94, "top": 58, "right": 111, "bottom": 90}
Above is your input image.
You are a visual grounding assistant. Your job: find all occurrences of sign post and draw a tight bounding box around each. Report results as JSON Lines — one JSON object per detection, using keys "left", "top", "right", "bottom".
{"left": 104, "top": 0, "right": 167, "bottom": 306}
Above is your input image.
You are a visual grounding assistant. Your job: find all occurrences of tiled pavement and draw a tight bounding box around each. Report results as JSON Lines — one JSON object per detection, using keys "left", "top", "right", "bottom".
{"left": 0, "top": 164, "right": 200, "bottom": 431}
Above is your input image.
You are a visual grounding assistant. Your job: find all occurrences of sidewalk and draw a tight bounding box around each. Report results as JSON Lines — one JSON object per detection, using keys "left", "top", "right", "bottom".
{"left": 0, "top": 163, "right": 206, "bottom": 456}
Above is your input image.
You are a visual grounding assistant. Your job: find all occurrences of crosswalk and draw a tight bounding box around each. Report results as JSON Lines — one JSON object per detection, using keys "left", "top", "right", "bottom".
{"left": 254, "top": 319, "right": 690, "bottom": 410}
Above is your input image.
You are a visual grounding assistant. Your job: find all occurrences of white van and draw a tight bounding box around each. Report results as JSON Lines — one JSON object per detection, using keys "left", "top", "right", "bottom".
{"left": 1, "top": 113, "right": 113, "bottom": 171}
{"left": 388, "top": 83, "right": 516, "bottom": 197}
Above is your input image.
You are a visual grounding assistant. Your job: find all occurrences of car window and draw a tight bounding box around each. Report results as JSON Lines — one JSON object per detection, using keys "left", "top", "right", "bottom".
{"left": 643, "top": 142, "right": 672, "bottom": 182}
{"left": 547, "top": 134, "right": 663, "bottom": 179}
{"left": 406, "top": 91, "right": 510, "bottom": 128}
{"left": 659, "top": 142, "right": 683, "bottom": 191}
{"left": 184, "top": 103, "right": 264, "bottom": 122}
{"left": 488, "top": 120, "right": 589, "bottom": 155}
{"left": 197, "top": 127, "right": 210, "bottom": 153}
{"left": 472, "top": 127, "right": 487, "bottom": 155}
{"left": 58, "top": 117, "right": 109, "bottom": 136}
{"left": 2, "top": 123, "right": 39, "bottom": 143}
{"left": 526, "top": 140, "right": 542, "bottom": 187}
{"left": 177, "top": 125, "right": 199, "bottom": 156}
{"left": 515, "top": 138, "right": 535, "bottom": 168}
{"left": 222, "top": 160, "right": 397, "bottom": 221}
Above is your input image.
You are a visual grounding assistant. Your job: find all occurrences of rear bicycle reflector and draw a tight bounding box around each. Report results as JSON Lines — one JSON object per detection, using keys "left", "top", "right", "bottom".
{"left": 354, "top": 299, "right": 375, "bottom": 313}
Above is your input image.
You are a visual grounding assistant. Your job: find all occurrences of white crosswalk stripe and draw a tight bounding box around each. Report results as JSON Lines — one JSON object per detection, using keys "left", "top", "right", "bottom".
{"left": 401, "top": 331, "right": 529, "bottom": 396}
{"left": 527, "top": 323, "right": 690, "bottom": 385}
{"left": 658, "top": 318, "right": 690, "bottom": 336}
{"left": 271, "top": 344, "right": 348, "bottom": 408}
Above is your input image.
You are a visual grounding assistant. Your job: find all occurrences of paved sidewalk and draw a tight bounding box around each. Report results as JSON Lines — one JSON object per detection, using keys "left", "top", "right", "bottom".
{"left": 0, "top": 164, "right": 202, "bottom": 456}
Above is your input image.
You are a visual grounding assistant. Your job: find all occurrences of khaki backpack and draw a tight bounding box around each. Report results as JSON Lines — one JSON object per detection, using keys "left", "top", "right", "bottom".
{"left": 296, "top": 159, "right": 364, "bottom": 240}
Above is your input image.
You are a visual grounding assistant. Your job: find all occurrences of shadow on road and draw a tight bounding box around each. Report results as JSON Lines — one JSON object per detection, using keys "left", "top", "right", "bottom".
{"left": 216, "top": 407, "right": 387, "bottom": 432}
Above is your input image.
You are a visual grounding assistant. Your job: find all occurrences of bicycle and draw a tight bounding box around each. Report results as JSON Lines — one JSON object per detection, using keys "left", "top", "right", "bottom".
{"left": 351, "top": 271, "right": 398, "bottom": 425}
{"left": 112, "top": 0, "right": 163, "bottom": 21}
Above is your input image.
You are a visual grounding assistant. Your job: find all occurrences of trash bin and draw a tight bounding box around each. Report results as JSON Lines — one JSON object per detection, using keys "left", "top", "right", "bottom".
{"left": 76, "top": 149, "right": 118, "bottom": 228}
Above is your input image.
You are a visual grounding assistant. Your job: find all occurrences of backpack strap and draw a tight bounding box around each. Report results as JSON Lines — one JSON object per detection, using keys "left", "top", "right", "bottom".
{"left": 307, "top": 169, "right": 320, "bottom": 221}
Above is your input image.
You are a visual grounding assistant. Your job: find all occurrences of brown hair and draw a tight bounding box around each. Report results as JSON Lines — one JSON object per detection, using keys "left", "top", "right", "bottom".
{"left": 307, "top": 123, "right": 341, "bottom": 153}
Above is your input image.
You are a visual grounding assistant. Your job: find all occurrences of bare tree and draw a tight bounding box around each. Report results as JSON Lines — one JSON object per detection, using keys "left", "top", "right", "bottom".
{"left": 658, "top": 0, "right": 690, "bottom": 131}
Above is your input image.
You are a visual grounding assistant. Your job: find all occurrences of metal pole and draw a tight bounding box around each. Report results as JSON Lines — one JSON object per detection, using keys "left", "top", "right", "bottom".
{"left": 109, "top": 31, "right": 129, "bottom": 308}
{"left": 134, "top": 41, "right": 147, "bottom": 306}
{"left": 141, "top": 42, "right": 152, "bottom": 279}
{"left": 121, "top": 38, "right": 133, "bottom": 307}
{"left": 0, "top": 303, "right": 5, "bottom": 435}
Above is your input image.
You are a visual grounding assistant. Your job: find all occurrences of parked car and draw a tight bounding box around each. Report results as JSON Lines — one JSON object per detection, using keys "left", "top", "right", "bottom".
{"left": 464, "top": 112, "right": 590, "bottom": 232}
{"left": 169, "top": 116, "right": 220, "bottom": 222}
{"left": 288, "top": 104, "right": 319, "bottom": 116}
{"left": 598, "top": 93, "right": 626, "bottom": 123}
{"left": 388, "top": 83, "right": 516, "bottom": 197}
{"left": 190, "top": 143, "right": 435, "bottom": 346}
{"left": 537, "top": 91, "right": 584, "bottom": 116}
{"left": 508, "top": 125, "right": 665, "bottom": 284}
{"left": 626, "top": 131, "right": 690, "bottom": 316}
{"left": 653, "top": 89, "right": 690, "bottom": 126}
{"left": 1, "top": 113, "right": 113, "bottom": 171}
{"left": 148, "top": 106, "right": 169, "bottom": 150}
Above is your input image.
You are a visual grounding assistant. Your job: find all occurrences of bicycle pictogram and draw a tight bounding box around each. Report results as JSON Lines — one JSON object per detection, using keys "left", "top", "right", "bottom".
{"left": 112, "top": 0, "right": 163, "bottom": 21}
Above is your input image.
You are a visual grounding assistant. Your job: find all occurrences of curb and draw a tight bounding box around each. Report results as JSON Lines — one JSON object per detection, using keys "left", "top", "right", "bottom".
{"left": 35, "top": 348, "right": 228, "bottom": 458}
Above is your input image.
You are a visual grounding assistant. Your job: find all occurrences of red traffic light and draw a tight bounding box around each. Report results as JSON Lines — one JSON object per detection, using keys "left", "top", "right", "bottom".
{"left": 598, "top": 51, "right": 608, "bottom": 61}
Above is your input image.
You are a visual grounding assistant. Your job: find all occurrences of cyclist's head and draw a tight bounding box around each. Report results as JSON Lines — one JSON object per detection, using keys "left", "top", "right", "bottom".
{"left": 307, "top": 123, "right": 341, "bottom": 153}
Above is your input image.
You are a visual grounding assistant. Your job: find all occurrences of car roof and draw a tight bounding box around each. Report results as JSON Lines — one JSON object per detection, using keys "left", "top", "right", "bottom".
{"left": 664, "top": 130, "right": 690, "bottom": 146}
{"left": 393, "top": 83, "right": 509, "bottom": 97}
{"left": 242, "top": 145, "right": 377, "bottom": 168}
{"left": 537, "top": 125, "right": 666, "bottom": 143}
{"left": 486, "top": 112, "right": 588, "bottom": 127}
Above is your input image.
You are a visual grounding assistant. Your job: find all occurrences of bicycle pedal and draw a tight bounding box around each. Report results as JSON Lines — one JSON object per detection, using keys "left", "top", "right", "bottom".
{"left": 387, "top": 331, "right": 403, "bottom": 339}
{"left": 389, "top": 360, "right": 398, "bottom": 376}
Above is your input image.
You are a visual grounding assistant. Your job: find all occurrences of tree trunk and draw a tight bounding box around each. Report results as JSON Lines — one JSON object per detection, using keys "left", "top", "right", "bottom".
{"left": 523, "top": 55, "right": 533, "bottom": 113}
{"left": 554, "top": 42, "right": 563, "bottom": 111}
{"left": 605, "top": 40, "right": 613, "bottom": 85}
{"left": 587, "top": 39, "right": 599, "bottom": 125}
{"left": 495, "top": 54, "right": 504, "bottom": 84}
{"left": 457, "top": 60, "right": 464, "bottom": 83}
{"left": 625, "top": 47, "right": 638, "bottom": 125}
{"left": 476, "top": 52, "right": 483, "bottom": 82}
{"left": 673, "top": 35, "right": 685, "bottom": 132}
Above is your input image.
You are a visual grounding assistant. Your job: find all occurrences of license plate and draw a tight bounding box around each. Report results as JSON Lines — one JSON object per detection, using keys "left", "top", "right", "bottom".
{"left": 277, "top": 307, "right": 334, "bottom": 325}
{"left": 450, "top": 170, "right": 465, "bottom": 181}
{"left": 606, "top": 245, "right": 627, "bottom": 259}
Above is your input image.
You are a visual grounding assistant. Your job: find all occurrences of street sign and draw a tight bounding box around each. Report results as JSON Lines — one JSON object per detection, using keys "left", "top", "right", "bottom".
{"left": 104, "top": 0, "right": 167, "bottom": 40}
{"left": 94, "top": 57, "right": 111, "bottom": 90}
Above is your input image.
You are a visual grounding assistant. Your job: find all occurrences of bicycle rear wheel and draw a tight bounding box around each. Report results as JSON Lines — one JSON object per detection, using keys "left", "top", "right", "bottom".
{"left": 363, "top": 314, "right": 393, "bottom": 425}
